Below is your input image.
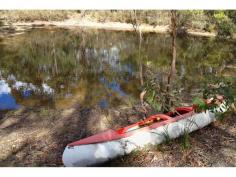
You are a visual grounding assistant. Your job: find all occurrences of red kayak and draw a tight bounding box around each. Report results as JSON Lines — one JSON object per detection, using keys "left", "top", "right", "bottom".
{"left": 63, "top": 98, "right": 227, "bottom": 167}
{"left": 68, "top": 107, "right": 193, "bottom": 147}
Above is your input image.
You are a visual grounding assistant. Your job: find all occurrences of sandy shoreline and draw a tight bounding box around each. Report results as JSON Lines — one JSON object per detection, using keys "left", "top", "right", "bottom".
{"left": 0, "top": 19, "right": 216, "bottom": 38}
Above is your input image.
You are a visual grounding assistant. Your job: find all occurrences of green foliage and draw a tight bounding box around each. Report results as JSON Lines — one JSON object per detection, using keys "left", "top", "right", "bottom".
{"left": 192, "top": 97, "right": 207, "bottom": 112}
{"left": 205, "top": 10, "right": 235, "bottom": 38}
{"left": 143, "top": 70, "right": 182, "bottom": 113}
{"left": 177, "top": 10, "right": 206, "bottom": 29}
{"left": 181, "top": 130, "right": 191, "bottom": 149}
{"left": 214, "top": 12, "right": 234, "bottom": 38}
{"left": 203, "top": 79, "right": 236, "bottom": 107}
{"left": 192, "top": 78, "right": 235, "bottom": 115}
{"left": 193, "top": 77, "right": 236, "bottom": 116}
{"left": 227, "top": 10, "right": 236, "bottom": 24}
{"left": 180, "top": 118, "right": 199, "bottom": 149}
{"left": 162, "top": 127, "right": 171, "bottom": 144}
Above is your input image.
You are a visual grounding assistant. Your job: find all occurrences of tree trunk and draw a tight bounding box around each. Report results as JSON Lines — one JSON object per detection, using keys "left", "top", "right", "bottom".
{"left": 165, "top": 10, "right": 177, "bottom": 108}
{"left": 138, "top": 29, "right": 144, "bottom": 86}
{"left": 167, "top": 10, "right": 177, "bottom": 91}
{"left": 52, "top": 42, "right": 58, "bottom": 76}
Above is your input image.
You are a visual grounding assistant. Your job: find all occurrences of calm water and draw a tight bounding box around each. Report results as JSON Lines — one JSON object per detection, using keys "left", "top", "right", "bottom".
{"left": 0, "top": 28, "right": 235, "bottom": 111}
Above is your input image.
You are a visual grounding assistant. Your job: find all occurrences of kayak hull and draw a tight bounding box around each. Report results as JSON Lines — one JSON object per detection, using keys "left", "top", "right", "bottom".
{"left": 63, "top": 109, "right": 221, "bottom": 167}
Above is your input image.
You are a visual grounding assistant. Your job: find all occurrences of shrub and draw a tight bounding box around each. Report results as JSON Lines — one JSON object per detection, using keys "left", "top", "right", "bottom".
{"left": 205, "top": 11, "right": 235, "bottom": 38}
{"left": 0, "top": 10, "right": 72, "bottom": 23}
{"left": 214, "top": 11, "right": 234, "bottom": 38}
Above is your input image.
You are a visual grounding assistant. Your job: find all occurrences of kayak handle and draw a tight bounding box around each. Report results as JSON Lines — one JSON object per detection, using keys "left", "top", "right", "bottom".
{"left": 117, "top": 114, "right": 171, "bottom": 134}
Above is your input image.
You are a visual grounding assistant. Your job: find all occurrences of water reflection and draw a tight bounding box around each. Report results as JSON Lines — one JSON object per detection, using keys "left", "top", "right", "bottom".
{"left": 0, "top": 80, "right": 20, "bottom": 110}
{"left": 99, "top": 77, "right": 127, "bottom": 97}
{"left": 99, "top": 99, "right": 109, "bottom": 109}
{"left": 0, "top": 29, "right": 235, "bottom": 111}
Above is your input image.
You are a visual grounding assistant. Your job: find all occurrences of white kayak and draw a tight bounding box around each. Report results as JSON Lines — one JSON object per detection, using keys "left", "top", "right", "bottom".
{"left": 62, "top": 101, "right": 228, "bottom": 167}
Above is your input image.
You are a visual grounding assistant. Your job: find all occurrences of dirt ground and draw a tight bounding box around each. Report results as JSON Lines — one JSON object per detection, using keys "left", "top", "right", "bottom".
{"left": 0, "top": 104, "right": 235, "bottom": 167}
{"left": 0, "top": 104, "right": 146, "bottom": 167}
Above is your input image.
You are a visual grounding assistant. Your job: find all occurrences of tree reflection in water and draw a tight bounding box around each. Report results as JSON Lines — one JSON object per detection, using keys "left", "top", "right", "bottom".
{"left": 0, "top": 28, "right": 235, "bottom": 111}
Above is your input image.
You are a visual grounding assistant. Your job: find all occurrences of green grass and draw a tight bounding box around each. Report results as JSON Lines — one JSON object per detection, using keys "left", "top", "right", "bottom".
{"left": 181, "top": 130, "right": 191, "bottom": 150}
{"left": 161, "top": 127, "right": 171, "bottom": 144}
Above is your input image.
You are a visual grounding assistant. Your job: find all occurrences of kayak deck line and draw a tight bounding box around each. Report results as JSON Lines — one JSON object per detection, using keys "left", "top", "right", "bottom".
{"left": 68, "top": 106, "right": 194, "bottom": 147}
